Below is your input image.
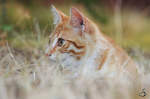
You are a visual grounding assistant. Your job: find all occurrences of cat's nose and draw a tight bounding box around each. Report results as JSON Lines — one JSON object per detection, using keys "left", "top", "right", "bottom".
{"left": 45, "top": 53, "right": 51, "bottom": 56}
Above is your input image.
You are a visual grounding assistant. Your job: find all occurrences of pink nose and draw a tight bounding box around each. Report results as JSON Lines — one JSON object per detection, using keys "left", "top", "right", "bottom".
{"left": 45, "top": 53, "right": 51, "bottom": 56}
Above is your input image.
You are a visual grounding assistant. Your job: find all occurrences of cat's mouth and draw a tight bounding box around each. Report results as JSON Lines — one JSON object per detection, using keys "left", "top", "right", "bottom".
{"left": 48, "top": 54, "right": 57, "bottom": 62}
{"left": 48, "top": 54, "right": 66, "bottom": 63}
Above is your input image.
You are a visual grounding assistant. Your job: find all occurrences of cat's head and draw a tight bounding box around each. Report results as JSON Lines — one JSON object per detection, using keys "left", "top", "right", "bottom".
{"left": 45, "top": 5, "right": 96, "bottom": 67}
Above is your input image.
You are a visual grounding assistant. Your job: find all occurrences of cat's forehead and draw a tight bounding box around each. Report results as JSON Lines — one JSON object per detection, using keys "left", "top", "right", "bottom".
{"left": 51, "top": 22, "right": 81, "bottom": 41}
{"left": 53, "top": 23, "right": 71, "bottom": 35}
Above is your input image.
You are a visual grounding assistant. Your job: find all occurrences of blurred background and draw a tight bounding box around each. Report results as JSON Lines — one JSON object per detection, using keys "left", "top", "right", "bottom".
{"left": 0, "top": 1, "right": 150, "bottom": 99}
{"left": 0, "top": 0, "right": 150, "bottom": 54}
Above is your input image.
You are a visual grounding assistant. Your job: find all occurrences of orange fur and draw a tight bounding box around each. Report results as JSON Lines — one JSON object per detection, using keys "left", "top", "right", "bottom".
{"left": 45, "top": 6, "right": 139, "bottom": 79}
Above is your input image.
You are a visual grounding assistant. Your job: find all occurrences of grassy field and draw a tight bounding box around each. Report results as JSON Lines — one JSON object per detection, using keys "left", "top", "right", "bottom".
{"left": 0, "top": 2, "right": 150, "bottom": 99}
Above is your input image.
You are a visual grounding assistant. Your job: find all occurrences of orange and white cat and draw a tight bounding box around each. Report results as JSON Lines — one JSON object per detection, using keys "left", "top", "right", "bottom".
{"left": 45, "top": 5, "right": 139, "bottom": 79}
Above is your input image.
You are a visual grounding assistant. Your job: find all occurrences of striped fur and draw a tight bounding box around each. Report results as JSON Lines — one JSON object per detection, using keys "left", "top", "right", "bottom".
{"left": 45, "top": 6, "right": 139, "bottom": 79}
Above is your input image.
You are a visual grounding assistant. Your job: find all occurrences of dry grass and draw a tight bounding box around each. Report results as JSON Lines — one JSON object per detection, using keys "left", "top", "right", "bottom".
{"left": 0, "top": 40, "right": 150, "bottom": 99}
{"left": 0, "top": 3, "right": 150, "bottom": 99}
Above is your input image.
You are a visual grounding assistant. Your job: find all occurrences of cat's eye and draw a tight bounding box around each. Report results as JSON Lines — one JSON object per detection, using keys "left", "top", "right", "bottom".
{"left": 48, "top": 39, "right": 51, "bottom": 44}
{"left": 57, "top": 38, "right": 65, "bottom": 47}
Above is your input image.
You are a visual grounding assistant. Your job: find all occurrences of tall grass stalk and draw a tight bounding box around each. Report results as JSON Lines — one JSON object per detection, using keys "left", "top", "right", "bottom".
{"left": 114, "top": 0, "right": 123, "bottom": 45}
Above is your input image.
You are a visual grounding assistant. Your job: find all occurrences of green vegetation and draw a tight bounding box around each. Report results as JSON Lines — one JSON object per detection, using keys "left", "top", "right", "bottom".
{"left": 0, "top": 2, "right": 150, "bottom": 53}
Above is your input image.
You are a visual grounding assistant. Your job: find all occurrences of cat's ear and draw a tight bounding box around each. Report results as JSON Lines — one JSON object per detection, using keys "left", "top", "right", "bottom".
{"left": 70, "top": 7, "right": 85, "bottom": 30}
{"left": 51, "top": 5, "right": 66, "bottom": 25}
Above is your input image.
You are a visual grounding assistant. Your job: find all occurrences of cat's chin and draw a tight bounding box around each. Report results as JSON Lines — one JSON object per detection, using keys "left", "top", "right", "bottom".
{"left": 49, "top": 59, "right": 57, "bottom": 63}
{"left": 48, "top": 56, "right": 57, "bottom": 62}
{"left": 59, "top": 58, "right": 81, "bottom": 70}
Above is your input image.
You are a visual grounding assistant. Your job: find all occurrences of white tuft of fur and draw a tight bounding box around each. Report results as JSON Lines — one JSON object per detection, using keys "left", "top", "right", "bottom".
{"left": 51, "top": 5, "right": 61, "bottom": 25}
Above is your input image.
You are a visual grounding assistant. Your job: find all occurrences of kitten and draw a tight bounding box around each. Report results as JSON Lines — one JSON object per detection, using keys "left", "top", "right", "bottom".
{"left": 45, "top": 5, "right": 139, "bottom": 79}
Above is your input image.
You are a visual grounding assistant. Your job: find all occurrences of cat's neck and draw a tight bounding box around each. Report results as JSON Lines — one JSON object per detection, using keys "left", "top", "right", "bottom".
{"left": 81, "top": 25, "right": 112, "bottom": 76}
